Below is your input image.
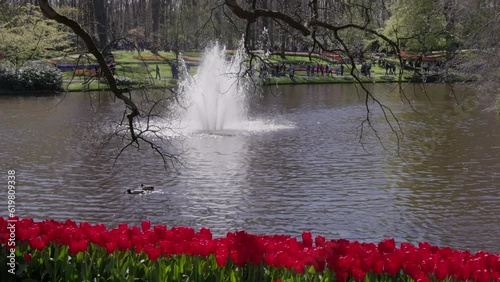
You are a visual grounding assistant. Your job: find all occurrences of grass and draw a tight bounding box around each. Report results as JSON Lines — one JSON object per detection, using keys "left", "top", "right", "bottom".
{"left": 51, "top": 50, "right": 445, "bottom": 92}
{"left": 63, "top": 76, "right": 176, "bottom": 92}
{"left": 264, "top": 74, "right": 409, "bottom": 85}
{"left": 59, "top": 50, "right": 198, "bottom": 91}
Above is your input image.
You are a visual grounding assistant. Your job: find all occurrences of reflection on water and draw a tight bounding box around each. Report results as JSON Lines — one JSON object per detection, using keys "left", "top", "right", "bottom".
{"left": 0, "top": 85, "right": 499, "bottom": 253}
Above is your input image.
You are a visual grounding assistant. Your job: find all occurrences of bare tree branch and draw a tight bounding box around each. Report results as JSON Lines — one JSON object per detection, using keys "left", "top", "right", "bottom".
{"left": 38, "top": 0, "right": 140, "bottom": 142}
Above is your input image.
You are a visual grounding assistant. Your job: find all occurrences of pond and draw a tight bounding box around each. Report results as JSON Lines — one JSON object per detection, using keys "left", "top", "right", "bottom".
{"left": 0, "top": 83, "right": 499, "bottom": 253}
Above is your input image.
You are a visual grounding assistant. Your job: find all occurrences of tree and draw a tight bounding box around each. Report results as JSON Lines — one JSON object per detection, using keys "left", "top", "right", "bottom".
{"left": 92, "top": 0, "right": 108, "bottom": 49}
{"left": 37, "top": 0, "right": 177, "bottom": 167}
{"left": 223, "top": 0, "right": 406, "bottom": 147}
{"left": 31, "top": 0, "right": 498, "bottom": 167}
{"left": 0, "top": 4, "right": 73, "bottom": 69}
{"left": 382, "top": 0, "right": 448, "bottom": 52}
{"left": 449, "top": 0, "right": 500, "bottom": 110}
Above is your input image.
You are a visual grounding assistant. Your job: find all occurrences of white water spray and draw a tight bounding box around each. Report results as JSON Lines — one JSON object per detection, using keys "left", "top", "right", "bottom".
{"left": 175, "top": 43, "right": 250, "bottom": 132}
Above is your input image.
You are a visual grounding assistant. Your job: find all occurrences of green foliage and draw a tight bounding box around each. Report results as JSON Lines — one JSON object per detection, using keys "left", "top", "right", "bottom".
{"left": 0, "top": 64, "right": 63, "bottom": 91}
{"left": 19, "top": 64, "right": 63, "bottom": 90}
{"left": 0, "top": 66, "right": 18, "bottom": 89}
{"left": 382, "top": 0, "right": 447, "bottom": 51}
{"left": 0, "top": 4, "right": 74, "bottom": 68}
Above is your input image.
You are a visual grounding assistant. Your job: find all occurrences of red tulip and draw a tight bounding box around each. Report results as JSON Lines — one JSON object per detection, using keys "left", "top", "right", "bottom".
{"left": 144, "top": 244, "right": 161, "bottom": 261}
{"left": 154, "top": 225, "right": 167, "bottom": 240}
{"left": 302, "top": 232, "right": 313, "bottom": 248}
{"left": 29, "top": 237, "right": 46, "bottom": 251}
{"left": 415, "top": 273, "right": 431, "bottom": 282}
{"left": 420, "top": 255, "right": 436, "bottom": 274}
{"left": 315, "top": 235, "right": 326, "bottom": 247}
{"left": 117, "top": 235, "right": 132, "bottom": 251}
{"left": 105, "top": 241, "right": 116, "bottom": 254}
{"left": 383, "top": 253, "right": 402, "bottom": 276}
{"left": 216, "top": 251, "right": 228, "bottom": 267}
{"left": 458, "top": 263, "right": 473, "bottom": 281}
{"left": 338, "top": 255, "right": 351, "bottom": 270}
{"left": 17, "top": 228, "right": 30, "bottom": 241}
{"left": 69, "top": 240, "right": 88, "bottom": 255}
{"left": 200, "top": 227, "right": 212, "bottom": 240}
{"left": 87, "top": 230, "right": 103, "bottom": 246}
{"left": 434, "top": 260, "right": 448, "bottom": 280}
{"left": 133, "top": 240, "right": 143, "bottom": 254}
{"left": 360, "top": 254, "right": 373, "bottom": 273}
{"left": 313, "top": 259, "right": 325, "bottom": 272}
{"left": 352, "top": 268, "right": 366, "bottom": 282}
{"left": 314, "top": 246, "right": 327, "bottom": 261}
{"left": 474, "top": 269, "right": 490, "bottom": 282}
{"left": 404, "top": 262, "right": 422, "bottom": 280}
{"left": 293, "top": 260, "right": 305, "bottom": 274}
{"left": 490, "top": 271, "right": 500, "bottom": 282}
{"left": 378, "top": 238, "right": 396, "bottom": 254}
{"left": 65, "top": 219, "right": 77, "bottom": 228}
{"left": 230, "top": 249, "right": 246, "bottom": 267}
{"left": 24, "top": 253, "right": 32, "bottom": 262}
{"left": 372, "top": 257, "right": 384, "bottom": 274}
{"left": 141, "top": 221, "right": 151, "bottom": 232}
{"left": 335, "top": 268, "right": 349, "bottom": 282}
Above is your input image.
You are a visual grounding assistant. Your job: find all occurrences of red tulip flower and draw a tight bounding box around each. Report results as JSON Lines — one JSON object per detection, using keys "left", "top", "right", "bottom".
{"left": 378, "top": 238, "right": 396, "bottom": 254}
{"left": 352, "top": 268, "right": 366, "bottom": 282}
{"left": 144, "top": 244, "right": 161, "bottom": 261}
{"left": 29, "top": 237, "right": 46, "bottom": 251}
{"left": 69, "top": 239, "right": 88, "bottom": 255}
{"left": 293, "top": 260, "right": 305, "bottom": 274}
{"left": 141, "top": 221, "right": 151, "bottom": 232}
{"left": 302, "top": 232, "right": 313, "bottom": 248}
{"left": 24, "top": 253, "right": 32, "bottom": 262}
{"left": 105, "top": 241, "right": 117, "bottom": 254}
{"left": 216, "top": 251, "right": 228, "bottom": 267}
{"left": 315, "top": 235, "right": 326, "bottom": 247}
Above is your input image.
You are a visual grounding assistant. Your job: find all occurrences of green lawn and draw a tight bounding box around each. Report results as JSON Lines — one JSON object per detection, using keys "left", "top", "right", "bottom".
{"left": 55, "top": 50, "right": 418, "bottom": 91}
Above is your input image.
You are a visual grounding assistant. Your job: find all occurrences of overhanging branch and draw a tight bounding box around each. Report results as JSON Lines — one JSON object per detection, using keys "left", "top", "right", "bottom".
{"left": 38, "top": 0, "right": 140, "bottom": 141}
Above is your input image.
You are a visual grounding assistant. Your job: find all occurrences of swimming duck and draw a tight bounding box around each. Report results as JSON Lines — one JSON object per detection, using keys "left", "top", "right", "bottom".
{"left": 127, "top": 189, "right": 144, "bottom": 194}
{"left": 141, "top": 184, "right": 155, "bottom": 191}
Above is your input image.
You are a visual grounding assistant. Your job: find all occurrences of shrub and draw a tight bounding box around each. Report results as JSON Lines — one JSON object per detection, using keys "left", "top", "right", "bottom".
{"left": 0, "top": 66, "right": 18, "bottom": 89}
{"left": 115, "top": 76, "right": 135, "bottom": 87}
{"left": 18, "top": 64, "right": 63, "bottom": 90}
{"left": 0, "top": 64, "right": 63, "bottom": 91}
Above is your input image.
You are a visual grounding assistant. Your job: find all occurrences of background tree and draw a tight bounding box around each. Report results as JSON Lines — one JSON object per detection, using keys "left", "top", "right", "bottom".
{"left": 0, "top": 4, "right": 73, "bottom": 69}
{"left": 92, "top": 0, "right": 108, "bottom": 49}
{"left": 382, "top": 0, "right": 448, "bottom": 53}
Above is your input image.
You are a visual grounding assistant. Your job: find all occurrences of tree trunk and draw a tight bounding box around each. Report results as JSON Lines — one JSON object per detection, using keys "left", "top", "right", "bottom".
{"left": 442, "top": 0, "right": 457, "bottom": 61}
{"left": 92, "top": 0, "right": 108, "bottom": 49}
{"left": 151, "top": 0, "right": 161, "bottom": 52}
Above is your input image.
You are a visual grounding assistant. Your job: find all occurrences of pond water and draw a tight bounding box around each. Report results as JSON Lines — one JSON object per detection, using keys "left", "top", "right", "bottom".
{"left": 0, "top": 83, "right": 499, "bottom": 253}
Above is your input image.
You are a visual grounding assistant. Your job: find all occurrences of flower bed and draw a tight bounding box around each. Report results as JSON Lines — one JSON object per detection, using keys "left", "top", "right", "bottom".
{"left": 1, "top": 217, "right": 499, "bottom": 281}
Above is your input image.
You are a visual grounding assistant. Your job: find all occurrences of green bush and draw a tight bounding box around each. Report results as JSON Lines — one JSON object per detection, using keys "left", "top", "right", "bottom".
{"left": 115, "top": 76, "right": 135, "bottom": 87}
{"left": 0, "top": 66, "right": 18, "bottom": 89}
{"left": 0, "top": 64, "right": 62, "bottom": 91}
{"left": 19, "top": 64, "right": 63, "bottom": 90}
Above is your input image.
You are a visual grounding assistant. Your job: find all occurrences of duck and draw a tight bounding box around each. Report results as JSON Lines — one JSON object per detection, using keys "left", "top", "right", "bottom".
{"left": 140, "top": 184, "right": 155, "bottom": 191}
{"left": 126, "top": 189, "right": 144, "bottom": 194}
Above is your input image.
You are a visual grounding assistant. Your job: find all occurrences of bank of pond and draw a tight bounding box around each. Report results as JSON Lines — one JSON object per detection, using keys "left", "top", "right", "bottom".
{"left": 1, "top": 50, "right": 471, "bottom": 95}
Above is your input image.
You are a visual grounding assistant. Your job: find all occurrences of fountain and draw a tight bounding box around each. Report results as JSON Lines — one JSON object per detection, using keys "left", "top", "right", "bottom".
{"left": 176, "top": 43, "right": 250, "bottom": 132}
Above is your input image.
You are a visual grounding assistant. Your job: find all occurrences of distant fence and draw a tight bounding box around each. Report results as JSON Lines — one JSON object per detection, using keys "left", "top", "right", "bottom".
{"left": 55, "top": 64, "right": 99, "bottom": 72}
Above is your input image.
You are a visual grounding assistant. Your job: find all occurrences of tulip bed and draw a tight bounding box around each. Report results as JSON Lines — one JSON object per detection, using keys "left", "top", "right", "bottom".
{"left": 1, "top": 217, "right": 499, "bottom": 282}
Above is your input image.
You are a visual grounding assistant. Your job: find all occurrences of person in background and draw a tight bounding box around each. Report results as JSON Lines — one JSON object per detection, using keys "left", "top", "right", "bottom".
{"left": 155, "top": 64, "right": 161, "bottom": 80}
